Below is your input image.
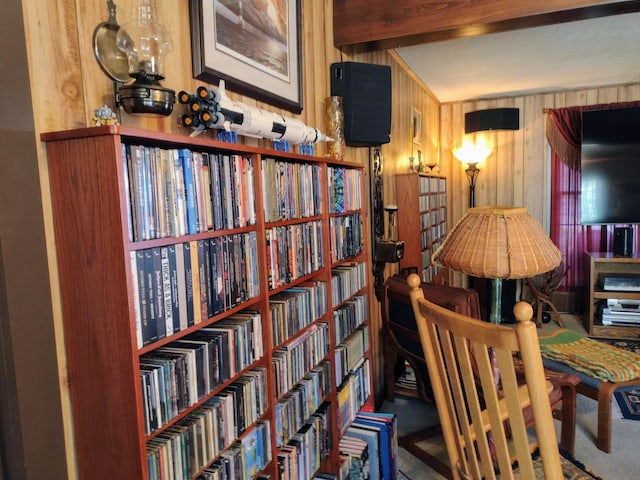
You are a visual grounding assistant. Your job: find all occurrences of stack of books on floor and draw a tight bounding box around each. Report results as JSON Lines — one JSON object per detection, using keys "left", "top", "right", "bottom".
{"left": 339, "top": 411, "right": 398, "bottom": 480}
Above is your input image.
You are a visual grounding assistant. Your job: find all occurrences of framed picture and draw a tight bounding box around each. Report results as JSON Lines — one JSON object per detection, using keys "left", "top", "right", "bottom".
{"left": 411, "top": 107, "right": 422, "bottom": 145}
{"left": 189, "top": 0, "right": 303, "bottom": 113}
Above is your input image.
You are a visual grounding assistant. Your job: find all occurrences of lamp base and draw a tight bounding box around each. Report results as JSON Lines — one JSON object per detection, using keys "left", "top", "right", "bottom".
{"left": 470, "top": 277, "right": 519, "bottom": 323}
{"left": 118, "top": 83, "right": 175, "bottom": 116}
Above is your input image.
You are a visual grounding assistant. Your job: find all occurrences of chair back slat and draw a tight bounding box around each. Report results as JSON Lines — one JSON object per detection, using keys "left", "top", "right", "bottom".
{"left": 407, "top": 274, "right": 564, "bottom": 480}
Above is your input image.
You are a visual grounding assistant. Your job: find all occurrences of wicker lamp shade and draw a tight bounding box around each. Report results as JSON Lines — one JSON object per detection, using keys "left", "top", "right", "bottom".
{"left": 433, "top": 206, "right": 562, "bottom": 279}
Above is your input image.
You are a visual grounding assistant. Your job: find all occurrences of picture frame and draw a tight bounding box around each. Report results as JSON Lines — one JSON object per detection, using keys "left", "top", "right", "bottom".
{"left": 189, "top": 0, "right": 303, "bottom": 113}
{"left": 411, "top": 107, "right": 422, "bottom": 146}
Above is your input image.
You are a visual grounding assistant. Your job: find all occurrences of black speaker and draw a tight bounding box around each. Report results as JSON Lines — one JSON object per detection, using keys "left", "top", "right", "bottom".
{"left": 613, "top": 226, "right": 633, "bottom": 257}
{"left": 465, "top": 108, "right": 519, "bottom": 133}
{"left": 330, "top": 62, "right": 391, "bottom": 147}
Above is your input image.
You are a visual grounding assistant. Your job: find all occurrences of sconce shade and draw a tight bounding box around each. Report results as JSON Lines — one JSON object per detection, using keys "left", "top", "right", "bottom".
{"left": 465, "top": 108, "right": 519, "bottom": 133}
{"left": 433, "top": 206, "right": 561, "bottom": 279}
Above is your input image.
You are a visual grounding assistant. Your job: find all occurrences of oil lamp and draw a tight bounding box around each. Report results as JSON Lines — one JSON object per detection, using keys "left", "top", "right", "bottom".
{"left": 116, "top": 0, "right": 175, "bottom": 115}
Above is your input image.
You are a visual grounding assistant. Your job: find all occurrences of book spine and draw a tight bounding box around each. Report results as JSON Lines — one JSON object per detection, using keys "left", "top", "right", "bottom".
{"left": 152, "top": 247, "right": 166, "bottom": 341}
{"left": 179, "top": 148, "right": 198, "bottom": 235}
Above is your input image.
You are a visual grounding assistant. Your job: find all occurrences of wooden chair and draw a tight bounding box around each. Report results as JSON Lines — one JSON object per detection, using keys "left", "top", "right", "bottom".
{"left": 407, "top": 273, "right": 570, "bottom": 479}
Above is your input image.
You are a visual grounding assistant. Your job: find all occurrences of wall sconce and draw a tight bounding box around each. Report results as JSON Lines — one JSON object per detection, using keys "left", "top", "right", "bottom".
{"left": 452, "top": 142, "right": 492, "bottom": 208}
{"left": 116, "top": 0, "right": 175, "bottom": 115}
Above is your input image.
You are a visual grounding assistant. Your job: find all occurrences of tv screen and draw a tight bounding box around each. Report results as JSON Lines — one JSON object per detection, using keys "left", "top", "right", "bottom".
{"left": 580, "top": 106, "right": 640, "bottom": 225}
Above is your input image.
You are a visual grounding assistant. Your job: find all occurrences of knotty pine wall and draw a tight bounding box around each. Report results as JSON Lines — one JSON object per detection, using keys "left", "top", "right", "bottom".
{"left": 20, "top": 2, "right": 438, "bottom": 476}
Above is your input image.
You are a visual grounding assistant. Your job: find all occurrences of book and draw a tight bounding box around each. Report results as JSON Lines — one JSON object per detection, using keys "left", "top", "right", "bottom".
{"left": 179, "top": 148, "right": 197, "bottom": 235}
{"left": 151, "top": 247, "right": 167, "bottom": 341}
{"left": 130, "top": 251, "right": 142, "bottom": 349}
{"left": 189, "top": 240, "right": 202, "bottom": 324}
{"left": 167, "top": 244, "right": 181, "bottom": 334}
{"left": 182, "top": 241, "right": 195, "bottom": 327}
{"left": 201, "top": 152, "right": 214, "bottom": 230}
{"left": 344, "top": 424, "right": 381, "bottom": 480}
{"left": 354, "top": 413, "right": 397, "bottom": 479}
{"left": 160, "top": 246, "right": 174, "bottom": 337}
{"left": 144, "top": 249, "right": 159, "bottom": 344}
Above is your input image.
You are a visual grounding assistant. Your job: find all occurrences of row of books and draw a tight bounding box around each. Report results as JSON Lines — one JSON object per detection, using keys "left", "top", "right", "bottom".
{"left": 333, "top": 295, "right": 368, "bottom": 346}
{"left": 335, "top": 327, "right": 370, "bottom": 385}
{"left": 266, "top": 221, "right": 324, "bottom": 290}
{"left": 145, "top": 380, "right": 269, "bottom": 480}
{"left": 262, "top": 157, "right": 323, "bottom": 223}
{"left": 341, "top": 412, "right": 398, "bottom": 480}
{"left": 418, "top": 175, "right": 446, "bottom": 194}
{"left": 329, "top": 214, "right": 364, "bottom": 264}
{"left": 328, "top": 167, "right": 363, "bottom": 214}
{"left": 272, "top": 323, "right": 331, "bottom": 398}
{"left": 276, "top": 402, "right": 333, "bottom": 480}
{"left": 270, "top": 281, "right": 328, "bottom": 348}
{"left": 132, "top": 234, "right": 260, "bottom": 347}
{"left": 419, "top": 207, "right": 446, "bottom": 232}
{"left": 331, "top": 263, "right": 368, "bottom": 308}
{"left": 274, "top": 362, "right": 332, "bottom": 448}
{"left": 123, "top": 144, "right": 256, "bottom": 242}
{"left": 196, "top": 421, "right": 272, "bottom": 480}
{"left": 418, "top": 191, "right": 446, "bottom": 214}
{"left": 140, "top": 316, "right": 264, "bottom": 434}
{"left": 337, "top": 359, "right": 372, "bottom": 436}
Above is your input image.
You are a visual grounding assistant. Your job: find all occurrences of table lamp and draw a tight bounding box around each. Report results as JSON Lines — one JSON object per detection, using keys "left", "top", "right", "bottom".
{"left": 432, "top": 206, "right": 562, "bottom": 324}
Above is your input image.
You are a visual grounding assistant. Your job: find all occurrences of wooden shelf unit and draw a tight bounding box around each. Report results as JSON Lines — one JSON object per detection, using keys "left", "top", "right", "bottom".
{"left": 583, "top": 251, "right": 640, "bottom": 339}
{"left": 395, "top": 172, "right": 447, "bottom": 282}
{"left": 42, "top": 126, "right": 374, "bottom": 480}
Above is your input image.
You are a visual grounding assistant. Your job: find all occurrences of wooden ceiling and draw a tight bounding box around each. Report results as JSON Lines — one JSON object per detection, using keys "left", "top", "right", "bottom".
{"left": 333, "top": 0, "right": 640, "bottom": 52}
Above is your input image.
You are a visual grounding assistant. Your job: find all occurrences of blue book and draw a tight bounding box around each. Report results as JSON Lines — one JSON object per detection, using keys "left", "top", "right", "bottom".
{"left": 345, "top": 424, "right": 381, "bottom": 480}
{"left": 354, "top": 413, "right": 396, "bottom": 480}
{"left": 179, "top": 148, "right": 197, "bottom": 234}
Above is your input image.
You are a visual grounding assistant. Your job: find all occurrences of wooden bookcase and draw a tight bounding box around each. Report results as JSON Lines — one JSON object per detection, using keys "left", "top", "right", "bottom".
{"left": 395, "top": 172, "right": 447, "bottom": 282}
{"left": 42, "top": 126, "right": 374, "bottom": 480}
{"left": 583, "top": 251, "right": 640, "bottom": 339}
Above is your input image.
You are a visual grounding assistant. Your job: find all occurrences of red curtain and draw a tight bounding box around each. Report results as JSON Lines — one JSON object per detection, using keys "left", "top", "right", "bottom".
{"left": 547, "top": 102, "right": 640, "bottom": 299}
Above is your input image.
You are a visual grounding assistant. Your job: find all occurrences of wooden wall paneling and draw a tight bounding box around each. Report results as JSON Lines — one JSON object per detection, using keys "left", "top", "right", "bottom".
{"left": 75, "top": 0, "right": 112, "bottom": 125}
{"left": 22, "top": 0, "right": 85, "bottom": 132}
{"left": 301, "top": 0, "right": 323, "bottom": 153}
{"left": 522, "top": 94, "right": 546, "bottom": 224}
{"left": 511, "top": 96, "right": 526, "bottom": 210}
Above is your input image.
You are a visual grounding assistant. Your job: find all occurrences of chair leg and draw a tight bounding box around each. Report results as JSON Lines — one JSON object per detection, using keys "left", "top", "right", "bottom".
{"left": 596, "top": 383, "right": 616, "bottom": 453}
{"left": 558, "top": 383, "right": 576, "bottom": 455}
{"left": 384, "top": 342, "right": 397, "bottom": 403}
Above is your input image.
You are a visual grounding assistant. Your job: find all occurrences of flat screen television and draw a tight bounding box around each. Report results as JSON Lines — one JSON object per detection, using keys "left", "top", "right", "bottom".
{"left": 580, "top": 106, "right": 640, "bottom": 225}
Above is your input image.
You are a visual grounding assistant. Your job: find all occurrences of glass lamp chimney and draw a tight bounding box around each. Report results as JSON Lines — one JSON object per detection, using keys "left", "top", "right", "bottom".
{"left": 116, "top": 0, "right": 173, "bottom": 85}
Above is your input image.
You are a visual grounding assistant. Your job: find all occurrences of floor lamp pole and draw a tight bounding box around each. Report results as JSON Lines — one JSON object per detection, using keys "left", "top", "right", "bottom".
{"left": 465, "top": 162, "right": 480, "bottom": 208}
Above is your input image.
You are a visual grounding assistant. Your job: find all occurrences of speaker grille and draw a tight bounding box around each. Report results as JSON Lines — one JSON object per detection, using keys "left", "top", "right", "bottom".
{"left": 330, "top": 62, "right": 391, "bottom": 147}
{"left": 465, "top": 108, "right": 519, "bottom": 133}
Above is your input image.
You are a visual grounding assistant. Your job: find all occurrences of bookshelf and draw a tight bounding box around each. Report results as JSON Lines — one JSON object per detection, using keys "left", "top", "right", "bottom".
{"left": 583, "top": 251, "right": 640, "bottom": 339}
{"left": 42, "top": 126, "right": 374, "bottom": 480}
{"left": 395, "top": 172, "right": 448, "bottom": 282}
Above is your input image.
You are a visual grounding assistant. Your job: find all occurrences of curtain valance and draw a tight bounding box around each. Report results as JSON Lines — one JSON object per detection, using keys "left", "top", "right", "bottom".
{"left": 545, "top": 101, "right": 640, "bottom": 170}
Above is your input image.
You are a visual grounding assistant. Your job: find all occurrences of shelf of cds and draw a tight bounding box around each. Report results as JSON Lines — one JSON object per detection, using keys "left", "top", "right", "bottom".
{"left": 395, "top": 172, "right": 448, "bottom": 282}
{"left": 42, "top": 126, "right": 374, "bottom": 480}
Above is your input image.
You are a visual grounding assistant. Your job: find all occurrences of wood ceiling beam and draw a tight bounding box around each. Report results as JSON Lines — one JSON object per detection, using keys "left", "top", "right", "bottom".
{"left": 333, "top": 0, "right": 640, "bottom": 52}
